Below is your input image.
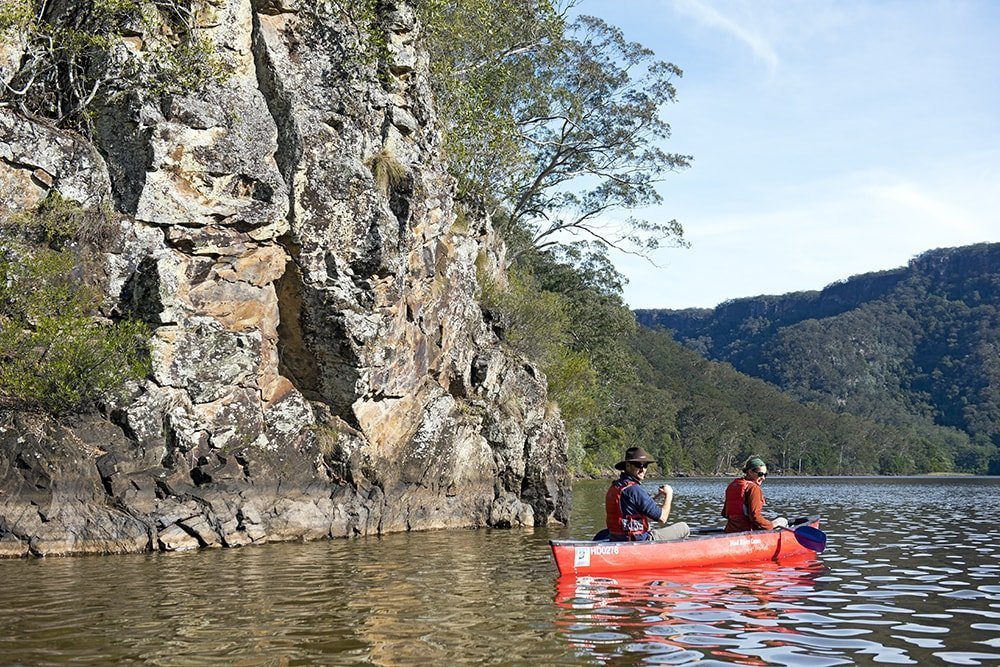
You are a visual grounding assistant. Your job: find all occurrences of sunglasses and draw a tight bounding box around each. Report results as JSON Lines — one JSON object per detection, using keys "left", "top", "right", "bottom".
{"left": 753, "top": 469, "right": 767, "bottom": 478}
{"left": 630, "top": 462, "right": 650, "bottom": 470}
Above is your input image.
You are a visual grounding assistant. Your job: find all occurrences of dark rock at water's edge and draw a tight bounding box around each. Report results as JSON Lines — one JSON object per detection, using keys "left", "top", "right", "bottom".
{"left": 0, "top": 1, "right": 569, "bottom": 557}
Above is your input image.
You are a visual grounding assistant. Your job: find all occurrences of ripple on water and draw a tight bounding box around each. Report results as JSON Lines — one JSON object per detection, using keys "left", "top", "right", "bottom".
{"left": 2, "top": 477, "right": 1000, "bottom": 665}
{"left": 934, "top": 651, "right": 1000, "bottom": 665}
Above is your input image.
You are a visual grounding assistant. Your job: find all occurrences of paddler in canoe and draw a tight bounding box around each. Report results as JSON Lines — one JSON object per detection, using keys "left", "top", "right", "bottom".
{"left": 722, "top": 455, "right": 789, "bottom": 532}
{"left": 603, "top": 446, "right": 690, "bottom": 542}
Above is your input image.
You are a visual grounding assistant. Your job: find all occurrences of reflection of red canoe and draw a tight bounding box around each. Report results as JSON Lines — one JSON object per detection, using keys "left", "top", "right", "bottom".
{"left": 550, "top": 517, "right": 822, "bottom": 575}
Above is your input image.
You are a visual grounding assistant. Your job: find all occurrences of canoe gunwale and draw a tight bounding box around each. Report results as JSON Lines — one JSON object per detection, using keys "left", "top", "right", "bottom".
{"left": 550, "top": 515, "right": 821, "bottom": 548}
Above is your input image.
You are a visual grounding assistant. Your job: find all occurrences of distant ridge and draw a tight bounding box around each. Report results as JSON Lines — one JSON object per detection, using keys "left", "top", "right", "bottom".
{"left": 635, "top": 242, "right": 1000, "bottom": 468}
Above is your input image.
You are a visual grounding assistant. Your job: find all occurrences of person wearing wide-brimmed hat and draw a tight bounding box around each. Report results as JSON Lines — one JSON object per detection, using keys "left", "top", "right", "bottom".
{"left": 605, "top": 446, "right": 690, "bottom": 541}
{"left": 721, "top": 455, "right": 788, "bottom": 533}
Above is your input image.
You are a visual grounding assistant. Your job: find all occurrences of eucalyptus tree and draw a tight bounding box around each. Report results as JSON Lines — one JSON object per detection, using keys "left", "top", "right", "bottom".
{"left": 421, "top": 2, "right": 691, "bottom": 261}
{"left": 418, "top": 2, "right": 696, "bottom": 472}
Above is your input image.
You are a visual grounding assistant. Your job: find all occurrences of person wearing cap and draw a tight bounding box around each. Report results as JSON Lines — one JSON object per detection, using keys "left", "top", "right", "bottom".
{"left": 605, "top": 447, "right": 690, "bottom": 541}
{"left": 722, "top": 456, "right": 788, "bottom": 533}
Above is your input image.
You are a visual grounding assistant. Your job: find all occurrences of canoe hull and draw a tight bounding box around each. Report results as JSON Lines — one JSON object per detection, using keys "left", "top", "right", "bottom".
{"left": 550, "top": 517, "right": 821, "bottom": 575}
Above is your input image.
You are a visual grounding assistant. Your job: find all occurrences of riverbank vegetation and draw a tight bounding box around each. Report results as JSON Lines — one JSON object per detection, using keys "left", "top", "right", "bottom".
{"left": 420, "top": 1, "right": 999, "bottom": 476}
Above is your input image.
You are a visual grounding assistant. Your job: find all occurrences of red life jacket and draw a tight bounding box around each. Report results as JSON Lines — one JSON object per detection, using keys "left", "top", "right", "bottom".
{"left": 605, "top": 478, "right": 649, "bottom": 540}
{"left": 723, "top": 477, "right": 762, "bottom": 530}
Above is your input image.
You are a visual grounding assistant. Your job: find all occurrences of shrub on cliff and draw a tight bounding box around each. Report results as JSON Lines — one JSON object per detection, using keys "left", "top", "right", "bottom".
{"left": 0, "top": 193, "right": 150, "bottom": 414}
{"left": 478, "top": 264, "right": 599, "bottom": 437}
{"left": 0, "top": 0, "right": 225, "bottom": 131}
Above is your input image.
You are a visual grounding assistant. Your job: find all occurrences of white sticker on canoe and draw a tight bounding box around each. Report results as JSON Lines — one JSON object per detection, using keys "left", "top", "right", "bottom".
{"left": 574, "top": 544, "right": 621, "bottom": 567}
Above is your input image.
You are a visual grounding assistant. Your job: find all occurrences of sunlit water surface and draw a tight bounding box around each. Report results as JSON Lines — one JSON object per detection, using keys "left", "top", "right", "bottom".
{"left": 2, "top": 477, "right": 998, "bottom": 665}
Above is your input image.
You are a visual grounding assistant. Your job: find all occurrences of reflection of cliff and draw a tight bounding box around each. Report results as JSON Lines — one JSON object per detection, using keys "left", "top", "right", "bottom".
{"left": 0, "top": 1, "right": 569, "bottom": 557}
{"left": 347, "top": 530, "right": 562, "bottom": 666}
{"left": 555, "top": 561, "right": 824, "bottom": 663}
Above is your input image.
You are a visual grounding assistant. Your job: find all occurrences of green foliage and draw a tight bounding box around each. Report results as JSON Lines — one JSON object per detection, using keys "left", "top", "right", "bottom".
{"left": 637, "top": 243, "right": 1000, "bottom": 473}
{"left": 479, "top": 266, "right": 569, "bottom": 362}
{"left": 480, "top": 242, "right": 657, "bottom": 473}
{"left": 478, "top": 262, "right": 601, "bottom": 438}
{"left": 0, "top": 0, "right": 226, "bottom": 130}
{"left": 418, "top": 2, "right": 694, "bottom": 471}
{"left": 0, "top": 197, "right": 150, "bottom": 413}
{"left": 544, "top": 347, "right": 599, "bottom": 432}
{"left": 489, "top": 238, "right": 986, "bottom": 476}
{"left": 420, "top": 0, "right": 563, "bottom": 201}
{"left": 8, "top": 191, "right": 112, "bottom": 247}
{"left": 473, "top": 201, "right": 986, "bottom": 480}
{"left": 579, "top": 425, "right": 627, "bottom": 476}
{"left": 420, "top": 2, "right": 689, "bottom": 260}
{"left": 631, "top": 326, "right": 972, "bottom": 476}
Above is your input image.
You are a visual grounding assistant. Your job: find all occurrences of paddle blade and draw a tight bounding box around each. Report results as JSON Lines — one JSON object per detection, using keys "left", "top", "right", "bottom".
{"left": 793, "top": 525, "right": 827, "bottom": 553}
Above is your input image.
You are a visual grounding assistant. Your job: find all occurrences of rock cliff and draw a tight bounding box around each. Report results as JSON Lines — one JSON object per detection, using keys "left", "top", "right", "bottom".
{"left": 0, "top": 0, "right": 570, "bottom": 557}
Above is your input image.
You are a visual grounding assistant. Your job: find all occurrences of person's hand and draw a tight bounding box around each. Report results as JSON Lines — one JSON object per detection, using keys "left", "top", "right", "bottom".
{"left": 655, "top": 484, "right": 673, "bottom": 501}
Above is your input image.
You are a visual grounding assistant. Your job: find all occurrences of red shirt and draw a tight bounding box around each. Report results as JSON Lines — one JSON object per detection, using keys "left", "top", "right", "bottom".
{"left": 722, "top": 477, "right": 774, "bottom": 532}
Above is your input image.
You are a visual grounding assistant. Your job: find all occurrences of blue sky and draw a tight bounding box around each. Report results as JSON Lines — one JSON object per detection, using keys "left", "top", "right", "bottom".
{"left": 573, "top": 0, "right": 1000, "bottom": 309}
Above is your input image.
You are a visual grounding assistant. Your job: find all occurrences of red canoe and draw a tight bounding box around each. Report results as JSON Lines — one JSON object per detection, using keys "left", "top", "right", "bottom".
{"left": 550, "top": 517, "right": 823, "bottom": 576}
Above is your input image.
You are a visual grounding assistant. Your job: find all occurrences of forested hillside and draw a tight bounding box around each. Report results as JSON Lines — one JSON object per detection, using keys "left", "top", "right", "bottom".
{"left": 406, "top": 3, "right": 998, "bottom": 478}
{"left": 636, "top": 243, "right": 1000, "bottom": 474}
{"left": 630, "top": 328, "right": 972, "bottom": 475}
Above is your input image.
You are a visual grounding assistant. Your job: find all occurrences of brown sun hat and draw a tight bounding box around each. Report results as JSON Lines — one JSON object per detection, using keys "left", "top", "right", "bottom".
{"left": 614, "top": 446, "right": 656, "bottom": 471}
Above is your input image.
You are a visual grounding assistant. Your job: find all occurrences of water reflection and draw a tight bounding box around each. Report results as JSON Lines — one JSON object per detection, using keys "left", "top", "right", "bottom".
{"left": 0, "top": 529, "right": 569, "bottom": 666}
{"left": 556, "top": 560, "right": 837, "bottom": 665}
{"left": 1, "top": 477, "right": 999, "bottom": 665}
{"left": 555, "top": 477, "right": 1000, "bottom": 666}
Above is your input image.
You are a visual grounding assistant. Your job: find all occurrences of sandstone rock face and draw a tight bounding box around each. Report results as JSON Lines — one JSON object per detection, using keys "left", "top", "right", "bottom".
{"left": 0, "top": 0, "right": 570, "bottom": 557}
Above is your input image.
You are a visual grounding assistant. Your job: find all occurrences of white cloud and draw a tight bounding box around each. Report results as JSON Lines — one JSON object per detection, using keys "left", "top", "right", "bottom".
{"left": 671, "top": 0, "right": 780, "bottom": 73}
{"left": 863, "top": 182, "right": 977, "bottom": 234}
{"left": 570, "top": 1, "right": 1000, "bottom": 309}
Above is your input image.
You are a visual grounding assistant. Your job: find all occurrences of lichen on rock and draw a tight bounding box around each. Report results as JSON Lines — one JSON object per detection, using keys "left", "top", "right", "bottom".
{"left": 0, "top": 0, "right": 569, "bottom": 557}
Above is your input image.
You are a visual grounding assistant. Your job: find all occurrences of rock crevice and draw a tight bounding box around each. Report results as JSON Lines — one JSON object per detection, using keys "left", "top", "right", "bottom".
{"left": 0, "top": 0, "right": 569, "bottom": 558}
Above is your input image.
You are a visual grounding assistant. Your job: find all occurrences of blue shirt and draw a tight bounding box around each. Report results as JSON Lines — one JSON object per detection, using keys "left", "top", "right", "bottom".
{"left": 611, "top": 473, "right": 662, "bottom": 541}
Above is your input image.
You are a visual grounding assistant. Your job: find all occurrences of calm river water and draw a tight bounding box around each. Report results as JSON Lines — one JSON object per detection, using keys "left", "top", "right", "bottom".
{"left": 2, "top": 477, "right": 999, "bottom": 665}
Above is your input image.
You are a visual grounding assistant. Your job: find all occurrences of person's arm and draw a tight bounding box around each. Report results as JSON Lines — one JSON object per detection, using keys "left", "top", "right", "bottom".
{"left": 745, "top": 484, "right": 774, "bottom": 530}
{"left": 654, "top": 484, "right": 674, "bottom": 523}
{"left": 625, "top": 485, "right": 671, "bottom": 524}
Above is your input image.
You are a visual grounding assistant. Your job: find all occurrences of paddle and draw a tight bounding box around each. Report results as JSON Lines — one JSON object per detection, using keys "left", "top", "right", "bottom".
{"left": 781, "top": 524, "right": 827, "bottom": 552}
